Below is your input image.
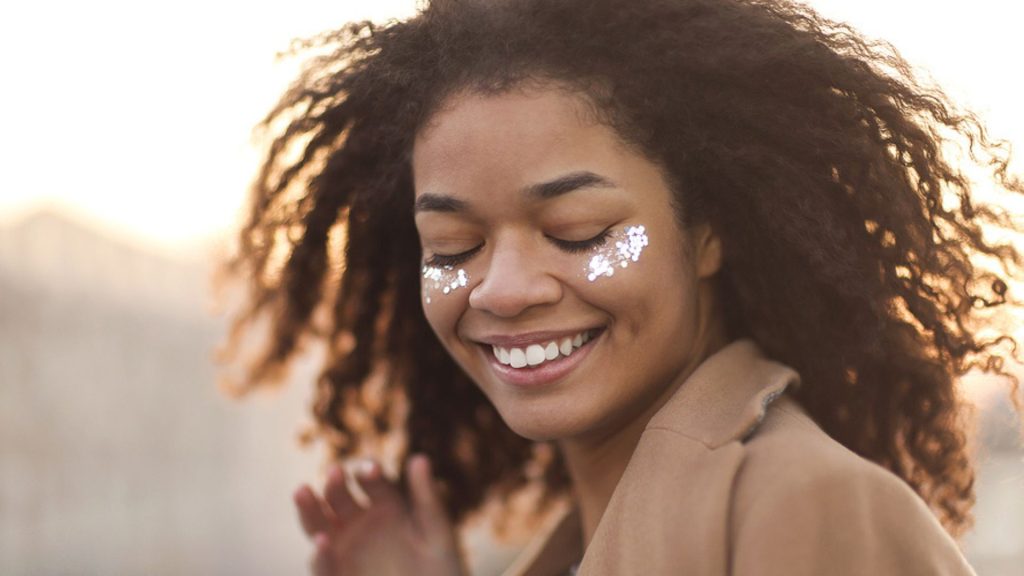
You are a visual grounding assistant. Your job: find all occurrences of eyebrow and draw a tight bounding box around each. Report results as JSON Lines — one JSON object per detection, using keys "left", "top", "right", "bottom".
{"left": 414, "top": 170, "right": 618, "bottom": 214}
{"left": 413, "top": 194, "right": 468, "bottom": 213}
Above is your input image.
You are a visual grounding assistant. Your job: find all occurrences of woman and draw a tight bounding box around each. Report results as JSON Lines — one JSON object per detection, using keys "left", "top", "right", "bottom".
{"left": 218, "top": 0, "right": 1023, "bottom": 574}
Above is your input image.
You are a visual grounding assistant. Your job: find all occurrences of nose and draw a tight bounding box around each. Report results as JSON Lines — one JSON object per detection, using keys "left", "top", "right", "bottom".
{"left": 468, "top": 238, "right": 563, "bottom": 317}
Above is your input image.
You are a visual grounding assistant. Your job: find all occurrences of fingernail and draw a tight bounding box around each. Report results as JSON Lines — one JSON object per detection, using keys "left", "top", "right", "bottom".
{"left": 328, "top": 464, "right": 344, "bottom": 482}
{"left": 413, "top": 453, "right": 430, "bottom": 475}
{"left": 354, "top": 459, "right": 378, "bottom": 479}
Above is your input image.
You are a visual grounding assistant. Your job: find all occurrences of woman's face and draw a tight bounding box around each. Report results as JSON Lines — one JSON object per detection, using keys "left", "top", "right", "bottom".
{"left": 412, "top": 85, "right": 724, "bottom": 443}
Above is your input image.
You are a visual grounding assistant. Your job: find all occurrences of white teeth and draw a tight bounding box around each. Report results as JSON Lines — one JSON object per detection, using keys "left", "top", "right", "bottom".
{"left": 559, "top": 338, "right": 573, "bottom": 356}
{"left": 494, "top": 346, "right": 514, "bottom": 366}
{"left": 491, "top": 329, "right": 597, "bottom": 369}
{"left": 509, "top": 348, "right": 527, "bottom": 368}
{"left": 544, "top": 342, "right": 559, "bottom": 360}
{"left": 526, "top": 344, "right": 546, "bottom": 366}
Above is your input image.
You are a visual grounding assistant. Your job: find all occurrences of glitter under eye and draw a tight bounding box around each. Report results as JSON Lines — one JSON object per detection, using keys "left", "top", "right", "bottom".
{"left": 585, "top": 225, "right": 649, "bottom": 282}
{"left": 422, "top": 264, "right": 470, "bottom": 303}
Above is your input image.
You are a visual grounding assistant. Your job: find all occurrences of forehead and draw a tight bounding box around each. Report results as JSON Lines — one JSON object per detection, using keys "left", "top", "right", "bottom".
{"left": 416, "top": 85, "right": 597, "bottom": 145}
{"left": 411, "top": 87, "right": 626, "bottom": 195}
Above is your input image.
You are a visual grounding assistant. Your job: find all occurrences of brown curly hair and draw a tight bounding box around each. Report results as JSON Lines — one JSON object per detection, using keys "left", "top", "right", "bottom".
{"left": 216, "top": 0, "right": 1024, "bottom": 539}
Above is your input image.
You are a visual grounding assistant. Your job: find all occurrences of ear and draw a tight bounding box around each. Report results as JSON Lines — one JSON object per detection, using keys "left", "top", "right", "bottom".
{"left": 691, "top": 223, "right": 723, "bottom": 279}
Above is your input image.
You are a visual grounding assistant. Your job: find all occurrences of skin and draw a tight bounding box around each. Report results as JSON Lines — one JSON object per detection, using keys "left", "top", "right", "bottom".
{"left": 294, "top": 83, "right": 729, "bottom": 573}
{"left": 293, "top": 455, "right": 468, "bottom": 576}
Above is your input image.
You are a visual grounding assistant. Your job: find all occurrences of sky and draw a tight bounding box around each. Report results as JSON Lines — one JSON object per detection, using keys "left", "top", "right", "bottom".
{"left": 0, "top": 0, "right": 1021, "bottom": 255}
{"left": 0, "top": 0, "right": 419, "bottom": 254}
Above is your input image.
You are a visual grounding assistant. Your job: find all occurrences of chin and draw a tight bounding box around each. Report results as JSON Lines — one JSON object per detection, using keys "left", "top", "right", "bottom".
{"left": 492, "top": 401, "right": 590, "bottom": 442}
{"left": 505, "top": 423, "right": 563, "bottom": 443}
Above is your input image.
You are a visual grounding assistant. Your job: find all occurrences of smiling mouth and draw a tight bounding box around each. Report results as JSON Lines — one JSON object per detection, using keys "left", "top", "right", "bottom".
{"left": 489, "top": 328, "right": 599, "bottom": 369}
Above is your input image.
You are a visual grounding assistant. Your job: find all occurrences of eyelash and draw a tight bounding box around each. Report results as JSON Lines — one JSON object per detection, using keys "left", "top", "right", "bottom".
{"left": 424, "top": 245, "right": 483, "bottom": 268}
{"left": 549, "top": 227, "right": 613, "bottom": 253}
{"left": 423, "top": 228, "right": 613, "bottom": 268}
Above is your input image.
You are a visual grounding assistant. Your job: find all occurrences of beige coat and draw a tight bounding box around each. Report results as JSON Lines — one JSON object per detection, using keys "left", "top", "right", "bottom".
{"left": 502, "top": 339, "right": 977, "bottom": 576}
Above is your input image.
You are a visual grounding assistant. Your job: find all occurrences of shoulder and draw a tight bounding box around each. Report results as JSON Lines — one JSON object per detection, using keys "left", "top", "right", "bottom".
{"left": 732, "top": 394, "right": 905, "bottom": 502}
{"left": 728, "top": 394, "right": 976, "bottom": 576}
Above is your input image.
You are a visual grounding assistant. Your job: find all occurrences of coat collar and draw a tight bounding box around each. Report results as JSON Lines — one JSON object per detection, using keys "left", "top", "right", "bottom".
{"left": 645, "top": 337, "right": 800, "bottom": 449}
{"left": 502, "top": 338, "right": 801, "bottom": 576}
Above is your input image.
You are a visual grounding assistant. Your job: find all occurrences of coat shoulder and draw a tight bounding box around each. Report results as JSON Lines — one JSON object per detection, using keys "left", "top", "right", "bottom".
{"left": 727, "top": 394, "right": 976, "bottom": 576}
{"left": 736, "top": 394, "right": 901, "bottom": 492}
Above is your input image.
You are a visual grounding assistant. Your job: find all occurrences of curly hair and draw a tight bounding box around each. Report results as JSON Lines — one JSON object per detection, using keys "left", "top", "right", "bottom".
{"left": 216, "top": 0, "right": 1023, "bottom": 539}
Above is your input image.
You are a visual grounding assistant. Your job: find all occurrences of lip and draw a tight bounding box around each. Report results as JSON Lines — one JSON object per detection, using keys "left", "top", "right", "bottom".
{"left": 476, "top": 328, "right": 598, "bottom": 349}
{"left": 482, "top": 328, "right": 604, "bottom": 388}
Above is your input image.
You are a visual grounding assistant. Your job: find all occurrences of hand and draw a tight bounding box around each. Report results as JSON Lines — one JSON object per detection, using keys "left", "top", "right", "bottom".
{"left": 293, "top": 454, "right": 467, "bottom": 576}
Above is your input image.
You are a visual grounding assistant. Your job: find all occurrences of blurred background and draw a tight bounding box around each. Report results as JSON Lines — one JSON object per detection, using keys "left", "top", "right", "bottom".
{"left": 1, "top": 1, "right": 1021, "bottom": 574}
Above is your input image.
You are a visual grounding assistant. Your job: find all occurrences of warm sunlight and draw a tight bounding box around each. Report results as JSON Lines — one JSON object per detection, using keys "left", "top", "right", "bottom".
{"left": 2, "top": 3, "right": 1021, "bottom": 575}
{"left": 0, "top": 0, "right": 1019, "bottom": 255}
{"left": 0, "top": 0, "right": 418, "bottom": 254}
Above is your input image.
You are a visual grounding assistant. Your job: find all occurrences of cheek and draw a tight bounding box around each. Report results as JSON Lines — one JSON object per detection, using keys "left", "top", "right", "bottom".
{"left": 571, "top": 223, "right": 694, "bottom": 335}
{"left": 571, "top": 224, "right": 654, "bottom": 302}
{"left": 420, "top": 264, "right": 473, "bottom": 345}
{"left": 421, "top": 264, "right": 471, "bottom": 305}
{"left": 582, "top": 225, "right": 651, "bottom": 282}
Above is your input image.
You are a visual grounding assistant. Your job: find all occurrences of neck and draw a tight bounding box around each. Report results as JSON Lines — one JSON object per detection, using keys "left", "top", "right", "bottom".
{"left": 557, "top": 330, "right": 728, "bottom": 549}
{"left": 557, "top": 402, "right": 648, "bottom": 548}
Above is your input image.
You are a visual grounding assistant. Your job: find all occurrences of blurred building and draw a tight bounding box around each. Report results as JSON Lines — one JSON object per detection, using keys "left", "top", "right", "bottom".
{"left": 0, "top": 210, "right": 323, "bottom": 575}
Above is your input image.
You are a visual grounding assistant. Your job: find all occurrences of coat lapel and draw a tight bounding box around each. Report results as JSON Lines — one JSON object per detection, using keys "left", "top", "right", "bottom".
{"left": 503, "top": 339, "right": 801, "bottom": 576}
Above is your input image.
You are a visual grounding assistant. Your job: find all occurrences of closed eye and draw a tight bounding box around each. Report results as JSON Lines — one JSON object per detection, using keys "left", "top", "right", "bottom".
{"left": 423, "top": 244, "right": 484, "bottom": 268}
{"left": 547, "top": 227, "right": 612, "bottom": 253}
{"left": 422, "top": 227, "right": 612, "bottom": 267}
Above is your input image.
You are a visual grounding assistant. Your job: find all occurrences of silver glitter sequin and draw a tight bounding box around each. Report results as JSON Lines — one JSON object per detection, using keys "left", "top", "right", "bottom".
{"left": 421, "top": 264, "right": 469, "bottom": 303}
{"left": 586, "top": 224, "right": 649, "bottom": 281}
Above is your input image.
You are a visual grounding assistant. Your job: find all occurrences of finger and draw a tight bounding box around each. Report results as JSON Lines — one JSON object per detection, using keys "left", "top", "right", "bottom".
{"left": 293, "top": 484, "right": 331, "bottom": 538}
{"left": 324, "top": 463, "right": 362, "bottom": 521}
{"left": 407, "top": 454, "right": 453, "bottom": 539}
{"left": 358, "top": 461, "right": 403, "bottom": 509}
{"left": 310, "top": 532, "right": 335, "bottom": 576}
{"left": 347, "top": 458, "right": 378, "bottom": 508}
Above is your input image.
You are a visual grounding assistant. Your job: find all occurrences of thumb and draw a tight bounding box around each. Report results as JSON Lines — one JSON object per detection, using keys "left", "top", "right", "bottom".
{"left": 407, "top": 453, "right": 453, "bottom": 540}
